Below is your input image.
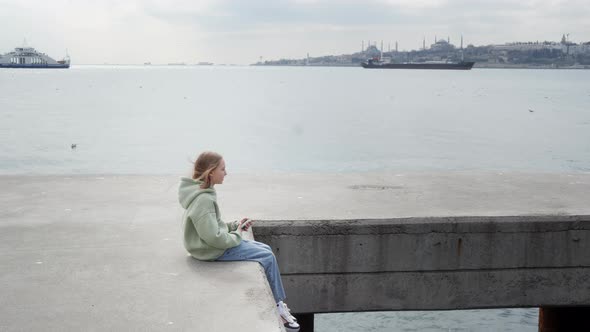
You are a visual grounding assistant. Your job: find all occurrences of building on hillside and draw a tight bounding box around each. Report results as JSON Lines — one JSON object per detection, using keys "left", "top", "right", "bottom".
{"left": 363, "top": 45, "right": 381, "bottom": 58}
{"left": 492, "top": 42, "right": 564, "bottom": 52}
{"left": 430, "top": 39, "right": 455, "bottom": 52}
{"left": 569, "top": 42, "right": 590, "bottom": 55}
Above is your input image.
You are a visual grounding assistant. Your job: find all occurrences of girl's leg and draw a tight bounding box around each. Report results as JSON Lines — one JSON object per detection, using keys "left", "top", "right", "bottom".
{"left": 217, "top": 240, "right": 286, "bottom": 302}
{"left": 250, "top": 240, "right": 272, "bottom": 252}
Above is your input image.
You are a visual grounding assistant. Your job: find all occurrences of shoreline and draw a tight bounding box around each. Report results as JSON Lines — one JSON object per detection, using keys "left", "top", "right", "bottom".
{"left": 54, "top": 63, "right": 590, "bottom": 69}
{"left": 251, "top": 63, "right": 590, "bottom": 69}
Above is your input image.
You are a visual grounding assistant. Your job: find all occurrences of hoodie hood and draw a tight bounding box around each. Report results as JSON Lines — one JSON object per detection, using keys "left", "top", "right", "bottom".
{"left": 178, "top": 177, "right": 216, "bottom": 209}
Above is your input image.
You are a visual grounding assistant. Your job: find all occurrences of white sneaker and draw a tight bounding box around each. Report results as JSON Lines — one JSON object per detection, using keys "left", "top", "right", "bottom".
{"left": 278, "top": 301, "right": 297, "bottom": 321}
{"left": 277, "top": 301, "right": 299, "bottom": 331}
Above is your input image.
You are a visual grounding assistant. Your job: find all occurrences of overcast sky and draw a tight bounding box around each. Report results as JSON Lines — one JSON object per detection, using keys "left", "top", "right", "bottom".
{"left": 1, "top": 0, "right": 589, "bottom": 64}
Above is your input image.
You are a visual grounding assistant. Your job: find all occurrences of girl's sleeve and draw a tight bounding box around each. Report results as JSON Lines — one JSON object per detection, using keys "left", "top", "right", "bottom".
{"left": 193, "top": 212, "right": 241, "bottom": 249}
{"left": 227, "top": 220, "right": 239, "bottom": 232}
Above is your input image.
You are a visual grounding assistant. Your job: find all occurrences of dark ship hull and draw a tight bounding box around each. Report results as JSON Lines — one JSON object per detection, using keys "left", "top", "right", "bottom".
{"left": 361, "top": 61, "right": 475, "bottom": 70}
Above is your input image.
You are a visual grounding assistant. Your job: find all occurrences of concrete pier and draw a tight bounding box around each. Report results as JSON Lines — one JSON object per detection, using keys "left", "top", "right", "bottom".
{"left": 254, "top": 215, "right": 590, "bottom": 313}
{"left": 1, "top": 171, "right": 589, "bottom": 331}
{"left": 0, "top": 175, "right": 284, "bottom": 332}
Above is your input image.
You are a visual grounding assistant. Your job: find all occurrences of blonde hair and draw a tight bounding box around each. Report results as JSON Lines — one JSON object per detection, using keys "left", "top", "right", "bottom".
{"left": 192, "top": 151, "right": 223, "bottom": 189}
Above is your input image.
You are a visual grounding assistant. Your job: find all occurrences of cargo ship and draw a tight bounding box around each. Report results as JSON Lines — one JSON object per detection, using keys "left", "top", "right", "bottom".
{"left": 361, "top": 59, "right": 474, "bottom": 70}
{"left": 0, "top": 46, "right": 70, "bottom": 69}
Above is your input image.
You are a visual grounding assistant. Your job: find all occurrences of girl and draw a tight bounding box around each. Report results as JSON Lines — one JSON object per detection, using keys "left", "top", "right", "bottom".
{"left": 179, "top": 151, "right": 299, "bottom": 332}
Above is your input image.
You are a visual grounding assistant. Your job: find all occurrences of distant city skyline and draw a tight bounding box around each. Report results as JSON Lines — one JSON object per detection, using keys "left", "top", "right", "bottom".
{"left": 1, "top": 0, "right": 589, "bottom": 65}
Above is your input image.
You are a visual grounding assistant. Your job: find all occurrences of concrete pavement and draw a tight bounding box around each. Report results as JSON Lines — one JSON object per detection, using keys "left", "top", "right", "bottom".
{"left": 0, "top": 175, "right": 282, "bottom": 332}
{"left": 1, "top": 171, "right": 589, "bottom": 330}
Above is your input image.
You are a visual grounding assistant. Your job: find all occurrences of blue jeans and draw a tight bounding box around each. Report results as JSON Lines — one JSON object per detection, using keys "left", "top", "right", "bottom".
{"left": 216, "top": 240, "right": 286, "bottom": 303}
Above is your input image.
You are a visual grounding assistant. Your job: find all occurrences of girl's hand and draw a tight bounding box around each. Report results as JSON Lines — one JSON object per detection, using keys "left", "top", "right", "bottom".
{"left": 239, "top": 218, "right": 255, "bottom": 231}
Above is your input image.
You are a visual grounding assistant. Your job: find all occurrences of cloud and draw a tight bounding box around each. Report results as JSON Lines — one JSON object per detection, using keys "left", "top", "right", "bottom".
{"left": 138, "top": 0, "right": 590, "bottom": 49}
{"left": 143, "top": 0, "right": 420, "bottom": 30}
{"left": 1, "top": 0, "right": 589, "bottom": 64}
{"left": 142, "top": 0, "right": 589, "bottom": 29}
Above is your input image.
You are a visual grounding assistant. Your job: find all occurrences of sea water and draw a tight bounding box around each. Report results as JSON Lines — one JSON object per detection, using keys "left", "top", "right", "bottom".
{"left": 1, "top": 65, "right": 589, "bottom": 175}
{"left": 1, "top": 65, "right": 589, "bottom": 331}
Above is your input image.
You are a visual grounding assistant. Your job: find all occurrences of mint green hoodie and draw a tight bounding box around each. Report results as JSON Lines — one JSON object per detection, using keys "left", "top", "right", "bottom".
{"left": 179, "top": 177, "right": 242, "bottom": 260}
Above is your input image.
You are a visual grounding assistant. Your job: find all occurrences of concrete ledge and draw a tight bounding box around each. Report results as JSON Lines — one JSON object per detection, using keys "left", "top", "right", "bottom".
{"left": 254, "top": 216, "right": 590, "bottom": 313}
{"left": 254, "top": 216, "right": 590, "bottom": 273}
{"left": 0, "top": 176, "right": 283, "bottom": 331}
{"left": 282, "top": 268, "right": 590, "bottom": 313}
{"left": 0, "top": 233, "right": 282, "bottom": 331}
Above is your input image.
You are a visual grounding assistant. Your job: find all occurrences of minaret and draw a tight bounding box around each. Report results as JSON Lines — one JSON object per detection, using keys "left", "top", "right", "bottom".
{"left": 448, "top": 36, "right": 450, "bottom": 43}
{"left": 461, "top": 35, "right": 464, "bottom": 61}
{"left": 395, "top": 41, "right": 398, "bottom": 53}
{"left": 423, "top": 37, "right": 426, "bottom": 50}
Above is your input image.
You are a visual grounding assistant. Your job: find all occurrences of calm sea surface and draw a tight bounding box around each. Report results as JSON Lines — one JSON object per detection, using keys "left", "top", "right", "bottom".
{"left": 1, "top": 65, "right": 589, "bottom": 331}
{"left": 1, "top": 65, "right": 589, "bottom": 175}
